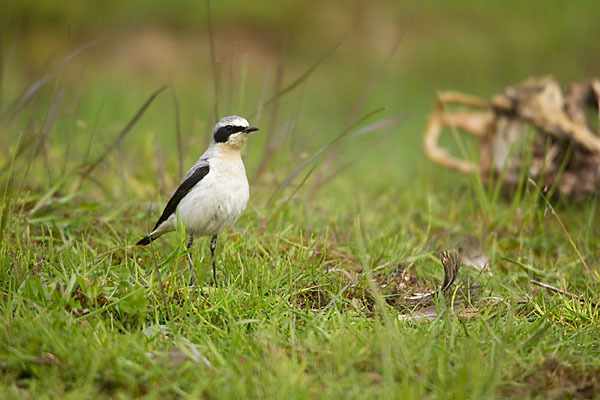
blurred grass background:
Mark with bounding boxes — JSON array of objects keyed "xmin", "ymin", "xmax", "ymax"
[
  {"xmin": 2, "ymin": 1, "xmax": 600, "ymax": 398},
  {"xmin": 4, "ymin": 0, "xmax": 600, "ymax": 200}
]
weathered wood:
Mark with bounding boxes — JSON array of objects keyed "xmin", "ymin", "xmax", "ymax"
[{"xmin": 424, "ymin": 77, "xmax": 600, "ymax": 199}]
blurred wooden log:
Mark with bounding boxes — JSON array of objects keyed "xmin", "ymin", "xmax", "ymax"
[{"xmin": 424, "ymin": 76, "xmax": 600, "ymax": 199}]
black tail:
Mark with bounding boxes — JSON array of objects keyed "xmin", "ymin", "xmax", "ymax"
[{"xmin": 136, "ymin": 235, "xmax": 153, "ymax": 246}]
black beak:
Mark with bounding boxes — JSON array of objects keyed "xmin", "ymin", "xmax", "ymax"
[{"xmin": 244, "ymin": 126, "xmax": 259, "ymax": 133}]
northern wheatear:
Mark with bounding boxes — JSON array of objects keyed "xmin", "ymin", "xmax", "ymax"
[{"xmin": 137, "ymin": 115, "xmax": 259, "ymax": 286}]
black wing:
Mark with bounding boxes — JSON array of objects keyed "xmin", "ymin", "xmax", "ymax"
[
  {"xmin": 137, "ymin": 164, "xmax": 210, "ymax": 246},
  {"xmin": 152, "ymin": 164, "xmax": 210, "ymax": 231}
]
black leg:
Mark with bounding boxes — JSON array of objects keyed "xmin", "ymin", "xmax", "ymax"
[
  {"xmin": 210, "ymin": 235, "xmax": 218, "ymax": 287},
  {"xmin": 186, "ymin": 234, "xmax": 196, "ymax": 286}
]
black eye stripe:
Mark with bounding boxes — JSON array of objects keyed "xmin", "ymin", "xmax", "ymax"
[{"xmin": 214, "ymin": 125, "xmax": 246, "ymax": 143}]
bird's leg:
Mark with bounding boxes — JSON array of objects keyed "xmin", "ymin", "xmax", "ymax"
[
  {"xmin": 186, "ymin": 233, "xmax": 196, "ymax": 286},
  {"xmin": 210, "ymin": 235, "xmax": 218, "ymax": 288}
]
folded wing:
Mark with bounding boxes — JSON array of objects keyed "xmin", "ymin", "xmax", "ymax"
[{"xmin": 136, "ymin": 163, "xmax": 210, "ymax": 245}]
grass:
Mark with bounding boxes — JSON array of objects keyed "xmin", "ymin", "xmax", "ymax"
[
  {"xmin": 2, "ymin": 1, "xmax": 600, "ymax": 398},
  {"xmin": 2, "ymin": 203, "xmax": 599, "ymax": 400}
]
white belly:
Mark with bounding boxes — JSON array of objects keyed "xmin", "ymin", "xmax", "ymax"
[{"xmin": 177, "ymin": 160, "xmax": 249, "ymax": 237}]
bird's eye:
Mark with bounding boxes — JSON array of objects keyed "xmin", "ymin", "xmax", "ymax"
[{"xmin": 225, "ymin": 125, "xmax": 233, "ymax": 132}]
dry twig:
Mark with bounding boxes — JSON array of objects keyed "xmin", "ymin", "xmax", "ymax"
[{"xmin": 530, "ymin": 280, "xmax": 598, "ymax": 308}]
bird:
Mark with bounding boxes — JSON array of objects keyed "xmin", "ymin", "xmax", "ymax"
[{"xmin": 136, "ymin": 115, "xmax": 259, "ymax": 287}]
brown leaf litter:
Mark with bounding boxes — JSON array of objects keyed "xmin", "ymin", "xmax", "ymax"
[{"xmin": 395, "ymin": 249, "xmax": 482, "ymax": 321}]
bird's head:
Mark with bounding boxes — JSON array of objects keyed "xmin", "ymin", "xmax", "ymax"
[{"xmin": 212, "ymin": 115, "xmax": 259, "ymax": 150}]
